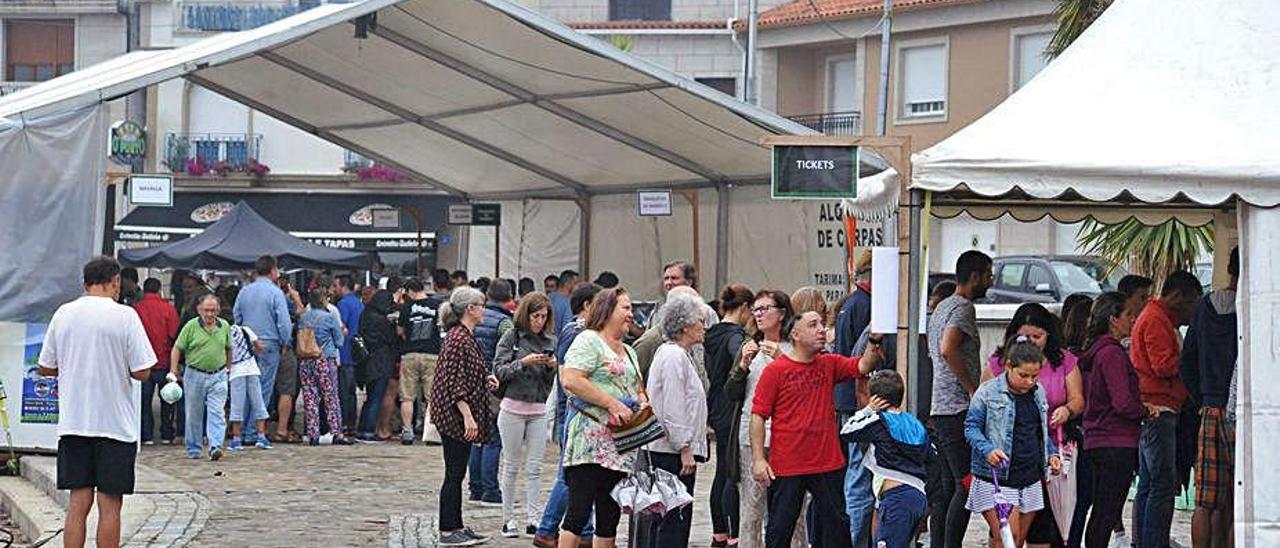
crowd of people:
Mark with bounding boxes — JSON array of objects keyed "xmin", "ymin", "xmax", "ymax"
[{"xmin": 39, "ymin": 248, "xmax": 1239, "ymax": 548}]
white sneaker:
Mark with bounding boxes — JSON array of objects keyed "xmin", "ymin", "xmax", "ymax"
[
  {"xmin": 500, "ymin": 520, "xmax": 520, "ymax": 538},
  {"xmin": 1109, "ymin": 531, "xmax": 1130, "ymax": 548}
]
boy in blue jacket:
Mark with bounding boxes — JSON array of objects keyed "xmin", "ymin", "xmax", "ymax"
[{"xmin": 841, "ymin": 370, "xmax": 932, "ymax": 548}]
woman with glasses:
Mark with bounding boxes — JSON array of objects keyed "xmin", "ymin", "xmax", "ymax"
[
  {"xmin": 430, "ymin": 286, "xmax": 496, "ymax": 547},
  {"xmin": 724, "ymin": 290, "xmax": 807, "ymax": 548}
]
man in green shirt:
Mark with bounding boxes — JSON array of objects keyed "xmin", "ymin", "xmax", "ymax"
[{"xmin": 171, "ymin": 295, "xmax": 232, "ymax": 461}]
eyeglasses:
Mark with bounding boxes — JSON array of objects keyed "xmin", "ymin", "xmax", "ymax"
[{"xmin": 751, "ymin": 305, "xmax": 778, "ymax": 315}]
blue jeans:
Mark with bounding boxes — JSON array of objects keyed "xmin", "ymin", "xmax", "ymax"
[
  {"xmin": 875, "ymin": 485, "xmax": 926, "ymax": 548},
  {"xmin": 537, "ymin": 418, "xmax": 594, "ymax": 538},
  {"xmin": 338, "ymin": 364, "xmax": 357, "ymax": 432},
  {"xmin": 183, "ymin": 368, "xmax": 228, "ymax": 456},
  {"xmin": 469, "ymin": 435, "xmax": 503, "ymax": 500},
  {"xmin": 245, "ymin": 340, "xmax": 282, "ymax": 441},
  {"xmin": 1134, "ymin": 411, "xmax": 1178, "ymax": 548},
  {"xmin": 230, "ymin": 375, "xmax": 269, "ymax": 423},
  {"xmin": 357, "ymin": 376, "xmax": 389, "ymax": 437},
  {"xmin": 141, "ymin": 368, "xmax": 183, "ymax": 442},
  {"xmin": 845, "ymin": 443, "xmax": 874, "ymax": 547}
]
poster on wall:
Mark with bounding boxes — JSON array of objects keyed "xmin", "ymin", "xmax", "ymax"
[
  {"xmin": 19, "ymin": 324, "xmax": 56, "ymax": 424},
  {"xmin": 809, "ymin": 201, "xmax": 886, "ymax": 303}
]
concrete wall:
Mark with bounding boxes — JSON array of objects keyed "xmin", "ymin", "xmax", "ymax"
[{"xmin": 629, "ymin": 34, "xmax": 741, "ymax": 89}]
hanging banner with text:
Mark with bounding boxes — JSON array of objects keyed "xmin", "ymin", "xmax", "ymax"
[
  {"xmin": 772, "ymin": 145, "xmax": 859, "ymax": 200},
  {"xmin": 809, "ymin": 201, "xmax": 886, "ymax": 303}
]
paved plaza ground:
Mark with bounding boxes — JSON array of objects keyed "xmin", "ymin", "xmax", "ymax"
[{"xmin": 131, "ymin": 440, "xmax": 1192, "ymax": 547}]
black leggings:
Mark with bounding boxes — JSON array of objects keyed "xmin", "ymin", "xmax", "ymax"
[
  {"xmin": 439, "ymin": 435, "xmax": 471, "ymax": 532},
  {"xmin": 563, "ymin": 464, "xmax": 627, "ymax": 538},
  {"xmin": 711, "ymin": 421, "xmax": 740, "ymax": 536},
  {"xmin": 1084, "ymin": 447, "xmax": 1138, "ymax": 548}
]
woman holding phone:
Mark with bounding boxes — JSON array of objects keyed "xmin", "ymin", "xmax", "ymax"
[{"xmin": 493, "ymin": 292, "xmax": 559, "ymax": 538}]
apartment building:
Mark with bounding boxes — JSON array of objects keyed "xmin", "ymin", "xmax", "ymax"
[
  {"xmin": 0, "ymin": 0, "xmax": 127, "ymax": 96},
  {"xmin": 751, "ymin": 0, "xmax": 1085, "ymax": 270}
]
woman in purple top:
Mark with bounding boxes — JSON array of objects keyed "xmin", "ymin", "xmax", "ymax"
[
  {"xmin": 1077, "ymin": 292, "xmax": 1157, "ymax": 548},
  {"xmin": 983, "ymin": 303, "xmax": 1084, "ymax": 546}
]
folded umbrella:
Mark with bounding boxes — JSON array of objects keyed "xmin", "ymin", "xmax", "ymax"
[{"xmin": 1045, "ymin": 426, "xmax": 1077, "ymax": 540}]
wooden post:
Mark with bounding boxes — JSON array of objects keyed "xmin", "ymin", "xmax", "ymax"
[{"xmin": 676, "ymin": 189, "xmax": 701, "ymax": 281}]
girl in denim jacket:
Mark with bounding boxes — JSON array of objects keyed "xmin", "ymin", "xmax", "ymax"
[{"xmin": 965, "ymin": 337, "xmax": 1063, "ymax": 548}]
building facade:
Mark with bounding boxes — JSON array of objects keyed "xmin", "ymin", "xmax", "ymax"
[
  {"xmin": 0, "ymin": 1, "xmax": 127, "ymax": 97},
  {"xmin": 753, "ymin": 0, "xmax": 1084, "ymax": 271}
]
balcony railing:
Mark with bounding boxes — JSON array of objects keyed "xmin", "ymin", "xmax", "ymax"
[
  {"xmin": 787, "ymin": 111, "xmax": 862, "ymax": 136},
  {"xmin": 343, "ymin": 149, "xmax": 373, "ymax": 172},
  {"xmin": 0, "ymin": 82, "xmax": 36, "ymax": 96},
  {"xmin": 177, "ymin": 0, "xmax": 341, "ymax": 32},
  {"xmin": 165, "ymin": 132, "xmax": 263, "ymax": 172}
]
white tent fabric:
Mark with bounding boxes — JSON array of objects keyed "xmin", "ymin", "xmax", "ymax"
[
  {"xmin": 1236, "ymin": 205, "xmax": 1279, "ymax": 548},
  {"xmin": 0, "ymin": 107, "xmax": 107, "ymax": 323},
  {"xmin": 888, "ymin": 0, "xmax": 1280, "ymax": 542},
  {"xmin": 0, "ymin": 0, "xmax": 885, "ymax": 200},
  {"xmin": 908, "ymin": 0, "xmax": 1280, "ymax": 208}
]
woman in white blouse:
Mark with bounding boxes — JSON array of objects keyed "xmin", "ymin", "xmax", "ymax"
[{"xmin": 646, "ymin": 293, "xmax": 709, "ymax": 548}]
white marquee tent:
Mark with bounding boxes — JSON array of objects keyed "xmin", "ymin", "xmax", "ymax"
[
  {"xmin": 0, "ymin": 0, "xmax": 890, "ymax": 301},
  {"xmin": 866, "ymin": 0, "xmax": 1278, "ymax": 543}
]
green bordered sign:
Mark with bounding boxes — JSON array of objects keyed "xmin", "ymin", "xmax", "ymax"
[
  {"xmin": 771, "ymin": 144, "xmax": 859, "ymax": 199},
  {"xmin": 109, "ymin": 120, "xmax": 147, "ymax": 165}
]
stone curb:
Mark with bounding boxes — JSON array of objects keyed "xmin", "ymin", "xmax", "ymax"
[{"xmin": 1, "ymin": 455, "xmax": 213, "ymax": 547}]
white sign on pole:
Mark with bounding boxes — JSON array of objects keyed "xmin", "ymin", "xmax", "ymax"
[
  {"xmin": 637, "ymin": 190, "xmax": 673, "ymax": 216},
  {"xmin": 371, "ymin": 208, "xmax": 400, "ymax": 229},
  {"xmin": 870, "ymin": 246, "xmax": 900, "ymax": 334},
  {"xmin": 127, "ymin": 174, "xmax": 173, "ymax": 207},
  {"xmin": 448, "ymin": 204, "xmax": 473, "ymax": 225}
]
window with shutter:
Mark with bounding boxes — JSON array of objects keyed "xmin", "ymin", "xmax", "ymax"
[
  {"xmin": 5, "ymin": 19, "xmax": 74, "ymax": 83},
  {"xmin": 898, "ymin": 42, "xmax": 947, "ymax": 120},
  {"xmin": 609, "ymin": 0, "xmax": 671, "ymax": 21},
  {"xmin": 1013, "ymin": 31, "xmax": 1052, "ymax": 91}
]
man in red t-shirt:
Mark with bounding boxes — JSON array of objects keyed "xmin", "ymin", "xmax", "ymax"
[
  {"xmin": 750, "ymin": 310, "xmax": 884, "ymax": 548},
  {"xmin": 133, "ymin": 278, "xmax": 181, "ymax": 444}
]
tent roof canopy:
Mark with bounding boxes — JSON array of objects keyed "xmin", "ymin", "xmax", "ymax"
[
  {"xmin": 119, "ymin": 201, "xmax": 372, "ymax": 270},
  {"xmin": 0, "ymin": 0, "xmax": 885, "ymax": 200},
  {"xmin": 908, "ymin": 0, "xmax": 1280, "ymax": 212}
]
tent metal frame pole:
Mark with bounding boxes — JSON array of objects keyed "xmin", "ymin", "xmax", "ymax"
[
  {"xmin": 184, "ymin": 74, "xmax": 470, "ymax": 198},
  {"xmin": 368, "ymin": 26, "xmax": 727, "ymax": 183},
  {"xmin": 906, "ymin": 188, "xmax": 924, "ymax": 413},
  {"xmin": 577, "ymin": 197, "xmax": 592, "ymax": 276},
  {"xmin": 715, "ymin": 182, "xmax": 730, "ymax": 292}
]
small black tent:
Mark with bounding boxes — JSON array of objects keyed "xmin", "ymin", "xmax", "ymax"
[{"xmin": 119, "ymin": 201, "xmax": 370, "ymax": 270}]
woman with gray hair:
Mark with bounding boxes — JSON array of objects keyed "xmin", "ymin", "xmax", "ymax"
[
  {"xmin": 430, "ymin": 286, "xmax": 498, "ymax": 546},
  {"xmin": 645, "ymin": 293, "xmax": 709, "ymax": 547}
]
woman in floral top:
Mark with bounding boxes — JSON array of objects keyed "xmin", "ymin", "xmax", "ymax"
[
  {"xmin": 429, "ymin": 286, "xmax": 498, "ymax": 547},
  {"xmin": 558, "ymin": 287, "xmax": 645, "ymax": 548}
]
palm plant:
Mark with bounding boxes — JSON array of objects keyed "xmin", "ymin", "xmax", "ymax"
[
  {"xmin": 1053, "ymin": 0, "xmax": 1214, "ymax": 277},
  {"xmin": 1077, "ymin": 218, "xmax": 1213, "ymax": 280}
]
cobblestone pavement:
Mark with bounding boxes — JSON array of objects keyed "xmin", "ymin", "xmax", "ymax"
[{"xmin": 138, "ymin": 441, "xmax": 1190, "ymax": 547}]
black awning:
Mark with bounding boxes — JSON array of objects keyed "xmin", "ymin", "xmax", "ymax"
[{"xmin": 114, "ymin": 191, "xmax": 458, "ymax": 252}]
